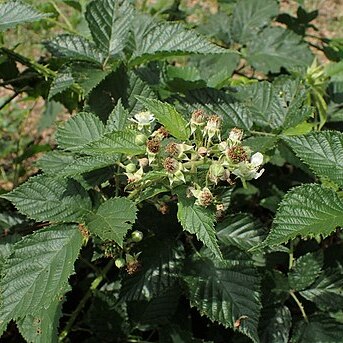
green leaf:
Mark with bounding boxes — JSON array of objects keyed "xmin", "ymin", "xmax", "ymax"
[
  {"xmin": 130, "ymin": 15, "xmax": 227, "ymax": 66},
  {"xmin": 237, "ymin": 80, "xmax": 311, "ymax": 130},
  {"xmin": 300, "ymin": 266, "xmax": 343, "ymax": 312},
  {"xmin": 40, "ymin": 154, "xmax": 116, "ymax": 177},
  {"xmin": 291, "ymin": 314, "xmax": 343, "ymax": 343},
  {"xmin": 0, "ymin": 1, "xmax": 48, "ymax": 31},
  {"xmin": 259, "ymin": 305, "xmax": 292, "ymax": 343},
  {"xmin": 262, "ymin": 184, "xmax": 343, "ymax": 247},
  {"xmin": 176, "ymin": 189, "xmax": 222, "ymax": 260},
  {"xmin": 44, "ymin": 34, "xmax": 103, "ymax": 64},
  {"xmin": 289, "ymin": 252, "xmax": 323, "ymax": 291},
  {"xmin": 0, "ymin": 224, "xmax": 82, "ymax": 334},
  {"xmin": 120, "ymin": 239, "xmax": 184, "ymax": 301},
  {"xmin": 17, "ymin": 283, "xmax": 69, "ymax": 343},
  {"xmin": 247, "ymin": 27, "xmax": 313, "ymax": 73},
  {"xmin": 183, "ymin": 250, "xmax": 261, "ymax": 343},
  {"xmin": 56, "ymin": 112, "xmax": 105, "ymax": 151},
  {"xmin": 81, "ymin": 130, "xmax": 145, "ymax": 156},
  {"xmin": 284, "ymin": 131, "xmax": 343, "ymax": 188},
  {"xmin": 1, "ymin": 175, "xmax": 92, "ymax": 222},
  {"xmin": 86, "ymin": 197, "xmax": 137, "ymax": 247},
  {"xmin": 85, "ymin": 0, "xmax": 134, "ymax": 57},
  {"xmin": 48, "ymin": 72, "xmax": 75, "ymax": 100},
  {"xmin": 106, "ymin": 99, "xmax": 129, "ymax": 132},
  {"xmin": 136, "ymin": 97, "xmax": 190, "ymax": 140},
  {"xmin": 180, "ymin": 88, "xmax": 253, "ymax": 131},
  {"xmin": 216, "ymin": 214, "xmax": 266, "ymax": 251},
  {"xmin": 231, "ymin": 0, "xmax": 279, "ymax": 44}
]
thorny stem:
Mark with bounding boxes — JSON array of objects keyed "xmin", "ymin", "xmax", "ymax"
[
  {"xmin": 249, "ymin": 130, "xmax": 278, "ymax": 137},
  {"xmin": 58, "ymin": 259, "xmax": 115, "ymax": 342},
  {"xmin": 290, "ymin": 290, "xmax": 308, "ymax": 323}
]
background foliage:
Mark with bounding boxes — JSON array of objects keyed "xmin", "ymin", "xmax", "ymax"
[{"xmin": 0, "ymin": 0, "xmax": 343, "ymax": 342}]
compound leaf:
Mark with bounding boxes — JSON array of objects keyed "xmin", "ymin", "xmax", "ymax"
[
  {"xmin": 45, "ymin": 34, "xmax": 103, "ymax": 64},
  {"xmin": 183, "ymin": 250, "xmax": 261, "ymax": 343},
  {"xmin": 86, "ymin": 197, "xmax": 137, "ymax": 247},
  {"xmin": 106, "ymin": 99, "xmax": 129, "ymax": 132},
  {"xmin": 136, "ymin": 97, "xmax": 190, "ymax": 140},
  {"xmin": 0, "ymin": 1, "xmax": 48, "ymax": 31},
  {"xmin": 86, "ymin": 0, "xmax": 134, "ymax": 57},
  {"xmin": 1, "ymin": 175, "xmax": 92, "ymax": 222},
  {"xmin": 56, "ymin": 112, "xmax": 105, "ymax": 151},
  {"xmin": 176, "ymin": 190, "xmax": 222, "ymax": 260},
  {"xmin": 262, "ymin": 184, "xmax": 343, "ymax": 247},
  {"xmin": 284, "ymin": 131, "xmax": 343, "ymax": 187},
  {"xmin": 0, "ymin": 224, "xmax": 82, "ymax": 334},
  {"xmin": 48, "ymin": 72, "xmax": 75, "ymax": 100}
]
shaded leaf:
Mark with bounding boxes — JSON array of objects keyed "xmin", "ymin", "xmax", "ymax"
[
  {"xmin": 289, "ymin": 252, "xmax": 323, "ymax": 291},
  {"xmin": 183, "ymin": 250, "xmax": 261, "ymax": 343},
  {"xmin": 48, "ymin": 72, "xmax": 75, "ymax": 100},
  {"xmin": 106, "ymin": 99, "xmax": 129, "ymax": 132}
]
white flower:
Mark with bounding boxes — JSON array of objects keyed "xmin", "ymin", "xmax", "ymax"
[
  {"xmin": 125, "ymin": 167, "xmax": 144, "ymax": 184},
  {"xmin": 204, "ymin": 115, "xmax": 221, "ymax": 141},
  {"xmin": 130, "ymin": 111, "xmax": 155, "ymax": 130},
  {"xmin": 229, "ymin": 128, "xmax": 243, "ymax": 144},
  {"xmin": 232, "ymin": 152, "xmax": 264, "ymax": 180}
]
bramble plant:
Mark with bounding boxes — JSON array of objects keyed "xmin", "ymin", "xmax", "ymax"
[{"xmin": 1, "ymin": 0, "xmax": 343, "ymax": 342}]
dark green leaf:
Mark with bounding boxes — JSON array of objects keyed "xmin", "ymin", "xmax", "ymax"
[
  {"xmin": 106, "ymin": 99, "xmax": 129, "ymax": 132},
  {"xmin": 1, "ymin": 175, "xmax": 92, "ymax": 222},
  {"xmin": 0, "ymin": 224, "xmax": 82, "ymax": 334},
  {"xmin": 48, "ymin": 72, "xmax": 75, "ymax": 100},
  {"xmin": 284, "ymin": 131, "xmax": 343, "ymax": 187},
  {"xmin": 261, "ymin": 184, "xmax": 343, "ymax": 247},
  {"xmin": 183, "ymin": 251, "xmax": 261, "ymax": 343}
]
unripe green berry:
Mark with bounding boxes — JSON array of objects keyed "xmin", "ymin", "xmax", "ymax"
[
  {"xmin": 131, "ymin": 230, "xmax": 143, "ymax": 242},
  {"xmin": 125, "ymin": 163, "xmax": 137, "ymax": 173},
  {"xmin": 115, "ymin": 258, "xmax": 125, "ymax": 268},
  {"xmin": 135, "ymin": 134, "xmax": 147, "ymax": 146}
]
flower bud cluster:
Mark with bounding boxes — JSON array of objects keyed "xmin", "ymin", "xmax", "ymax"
[{"xmin": 124, "ymin": 109, "xmax": 265, "ymax": 206}]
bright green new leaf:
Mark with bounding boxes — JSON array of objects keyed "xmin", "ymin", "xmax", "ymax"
[
  {"xmin": 86, "ymin": 0, "xmax": 134, "ymax": 57},
  {"xmin": 291, "ymin": 314, "xmax": 343, "ymax": 343},
  {"xmin": 262, "ymin": 184, "xmax": 343, "ymax": 246},
  {"xmin": 44, "ymin": 34, "xmax": 104, "ymax": 64},
  {"xmin": 1, "ymin": 175, "xmax": 92, "ymax": 222},
  {"xmin": 136, "ymin": 97, "xmax": 190, "ymax": 140},
  {"xmin": 231, "ymin": 0, "xmax": 279, "ymax": 43},
  {"xmin": 284, "ymin": 131, "xmax": 343, "ymax": 187},
  {"xmin": 300, "ymin": 266, "xmax": 343, "ymax": 312},
  {"xmin": 81, "ymin": 130, "xmax": 145, "ymax": 156},
  {"xmin": 0, "ymin": 225, "xmax": 82, "ymax": 335},
  {"xmin": 0, "ymin": 1, "xmax": 49, "ymax": 31},
  {"xmin": 176, "ymin": 190, "xmax": 222, "ymax": 259},
  {"xmin": 247, "ymin": 27, "xmax": 313, "ymax": 73},
  {"xmin": 183, "ymin": 250, "xmax": 261, "ymax": 343},
  {"xmin": 289, "ymin": 252, "xmax": 323, "ymax": 291},
  {"xmin": 86, "ymin": 197, "xmax": 137, "ymax": 247},
  {"xmin": 130, "ymin": 15, "xmax": 227, "ymax": 66},
  {"xmin": 56, "ymin": 112, "xmax": 105, "ymax": 151}
]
